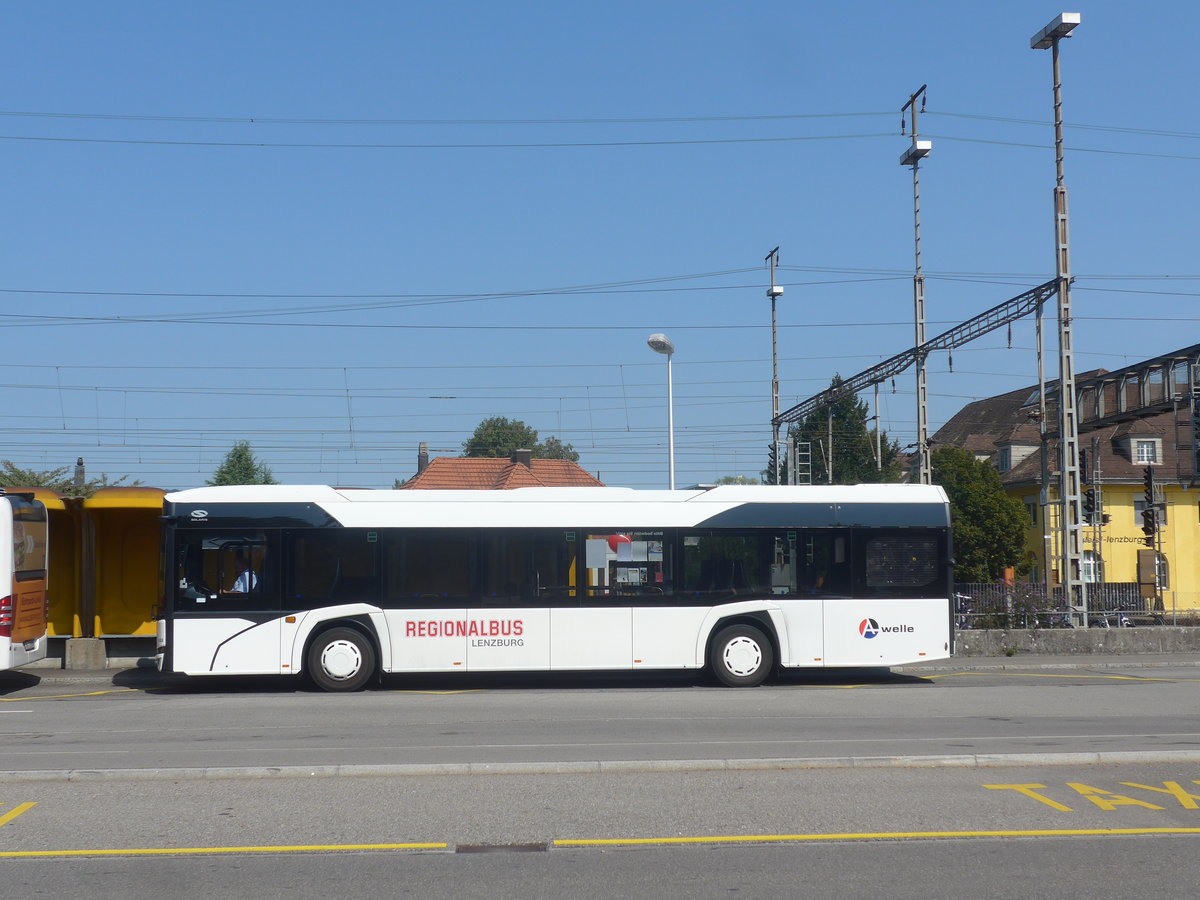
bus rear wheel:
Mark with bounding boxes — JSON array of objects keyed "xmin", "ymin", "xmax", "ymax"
[
  {"xmin": 709, "ymin": 624, "xmax": 773, "ymax": 687},
  {"xmin": 306, "ymin": 627, "xmax": 376, "ymax": 692}
]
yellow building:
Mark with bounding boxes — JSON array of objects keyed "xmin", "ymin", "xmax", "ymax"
[{"xmin": 934, "ymin": 346, "xmax": 1200, "ymax": 616}]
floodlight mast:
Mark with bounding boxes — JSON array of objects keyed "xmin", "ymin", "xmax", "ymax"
[
  {"xmin": 1030, "ymin": 12, "xmax": 1080, "ymax": 50},
  {"xmin": 1031, "ymin": 12, "xmax": 1086, "ymax": 625},
  {"xmin": 766, "ymin": 247, "xmax": 783, "ymax": 485},
  {"xmin": 901, "ymin": 85, "xmax": 932, "ymax": 485}
]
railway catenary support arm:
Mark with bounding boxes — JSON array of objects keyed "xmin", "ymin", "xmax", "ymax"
[{"xmin": 773, "ymin": 279, "xmax": 1059, "ymax": 426}]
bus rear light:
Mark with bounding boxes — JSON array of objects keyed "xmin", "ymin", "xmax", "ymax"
[{"xmin": 0, "ymin": 594, "xmax": 12, "ymax": 638}]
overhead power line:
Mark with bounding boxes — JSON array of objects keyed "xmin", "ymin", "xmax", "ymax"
[
  {"xmin": 0, "ymin": 132, "xmax": 895, "ymax": 150},
  {"xmin": 930, "ymin": 110, "xmax": 1200, "ymax": 141},
  {"xmin": 0, "ymin": 109, "xmax": 893, "ymax": 126},
  {"xmin": 3, "ymin": 107, "xmax": 1194, "ymax": 141}
]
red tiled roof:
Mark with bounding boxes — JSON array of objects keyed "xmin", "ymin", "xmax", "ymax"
[
  {"xmin": 932, "ymin": 385, "xmax": 1037, "ymax": 456},
  {"xmin": 398, "ymin": 457, "xmax": 605, "ymax": 490},
  {"xmin": 1001, "ymin": 409, "xmax": 1189, "ymax": 487}
]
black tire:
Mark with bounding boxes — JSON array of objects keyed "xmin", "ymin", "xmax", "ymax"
[
  {"xmin": 306, "ymin": 627, "xmax": 376, "ymax": 692},
  {"xmin": 709, "ymin": 623, "xmax": 773, "ymax": 687}
]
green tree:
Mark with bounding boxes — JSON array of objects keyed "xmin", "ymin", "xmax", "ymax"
[
  {"xmin": 931, "ymin": 446, "xmax": 1029, "ymax": 583},
  {"xmin": 715, "ymin": 474, "xmax": 761, "ymax": 485},
  {"xmin": 208, "ymin": 441, "xmax": 278, "ymax": 485},
  {"xmin": 537, "ymin": 436, "xmax": 580, "ymax": 462},
  {"xmin": 0, "ymin": 459, "xmax": 142, "ymax": 498},
  {"xmin": 462, "ymin": 417, "xmax": 580, "ymax": 462},
  {"xmin": 781, "ymin": 376, "xmax": 901, "ymax": 484}
]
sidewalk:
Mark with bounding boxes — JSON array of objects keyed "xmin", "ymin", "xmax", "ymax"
[
  {"xmin": 901, "ymin": 651, "xmax": 1200, "ymax": 672},
  {"xmin": 10, "ymin": 652, "xmax": 1200, "ymax": 687}
]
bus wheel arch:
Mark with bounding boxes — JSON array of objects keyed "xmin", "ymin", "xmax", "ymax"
[
  {"xmin": 304, "ymin": 621, "xmax": 379, "ymax": 692},
  {"xmin": 707, "ymin": 616, "xmax": 777, "ymax": 687}
]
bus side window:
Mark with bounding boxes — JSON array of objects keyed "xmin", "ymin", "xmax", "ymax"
[
  {"xmin": 531, "ymin": 531, "xmax": 578, "ymax": 605},
  {"xmin": 682, "ymin": 532, "xmax": 775, "ymax": 599},
  {"xmin": 802, "ymin": 532, "xmax": 851, "ymax": 597},
  {"xmin": 383, "ymin": 530, "xmax": 472, "ymax": 607},
  {"xmin": 173, "ymin": 532, "xmax": 277, "ymax": 613},
  {"xmin": 287, "ymin": 531, "xmax": 378, "ymax": 605},
  {"xmin": 584, "ymin": 531, "xmax": 670, "ymax": 600},
  {"xmin": 855, "ymin": 532, "xmax": 941, "ymax": 598}
]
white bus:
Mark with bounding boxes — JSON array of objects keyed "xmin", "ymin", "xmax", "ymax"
[
  {"xmin": 156, "ymin": 484, "xmax": 953, "ymax": 690},
  {"xmin": 0, "ymin": 491, "xmax": 49, "ymax": 671}
]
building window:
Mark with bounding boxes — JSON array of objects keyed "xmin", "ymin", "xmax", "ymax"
[
  {"xmin": 1135, "ymin": 440, "xmax": 1158, "ymax": 463},
  {"xmin": 1080, "ymin": 550, "xmax": 1099, "ymax": 584},
  {"xmin": 1134, "ymin": 500, "xmax": 1167, "ymax": 528},
  {"xmin": 997, "ymin": 447, "xmax": 1012, "ymax": 473},
  {"xmin": 1024, "ymin": 500, "xmax": 1038, "ymax": 526},
  {"xmin": 1156, "ymin": 553, "xmax": 1170, "ymax": 590}
]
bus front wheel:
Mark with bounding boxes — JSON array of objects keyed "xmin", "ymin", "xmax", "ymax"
[
  {"xmin": 306, "ymin": 627, "xmax": 376, "ymax": 692},
  {"xmin": 709, "ymin": 624, "xmax": 773, "ymax": 687}
]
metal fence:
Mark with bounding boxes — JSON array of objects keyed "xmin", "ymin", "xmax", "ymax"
[{"xmin": 952, "ymin": 583, "xmax": 1200, "ymax": 629}]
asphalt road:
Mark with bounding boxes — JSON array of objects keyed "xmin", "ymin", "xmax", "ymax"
[
  {"xmin": 3, "ymin": 660, "xmax": 1200, "ymax": 897},
  {"xmin": 3, "ymin": 664, "xmax": 1200, "ymax": 772}
]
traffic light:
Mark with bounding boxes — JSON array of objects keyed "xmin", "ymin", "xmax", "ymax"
[
  {"xmin": 1082, "ymin": 488, "xmax": 1095, "ymax": 518},
  {"xmin": 1080, "ymin": 449, "xmax": 1090, "ymax": 484},
  {"xmin": 1143, "ymin": 466, "xmax": 1155, "ymax": 506},
  {"xmin": 1142, "ymin": 505, "xmax": 1157, "ymax": 537},
  {"xmin": 766, "ymin": 443, "xmax": 779, "ymax": 485}
]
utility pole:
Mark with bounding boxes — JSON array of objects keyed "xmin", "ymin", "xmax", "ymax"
[
  {"xmin": 1032, "ymin": 13, "xmax": 1086, "ymax": 625},
  {"xmin": 766, "ymin": 247, "xmax": 784, "ymax": 485},
  {"xmin": 827, "ymin": 407, "xmax": 834, "ymax": 483},
  {"xmin": 900, "ymin": 85, "xmax": 932, "ymax": 485},
  {"xmin": 873, "ymin": 382, "xmax": 882, "ymax": 471}
]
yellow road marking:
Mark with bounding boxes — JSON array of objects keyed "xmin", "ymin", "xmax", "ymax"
[
  {"xmin": 5, "ymin": 826, "xmax": 1200, "ymax": 858},
  {"xmin": 554, "ymin": 827, "xmax": 1200, "ymax": 846},
  {"xmin": 0, "ymin": 803, "xmax": 37, "ymax": 828},
  {"xmin": 0, "ymin": 689, "xmax": 137, "ymax": 702},
  {"xmin": 0, "ymin": 842, "xmax": 447, "ymax": 858},
  {"xmin": 384, "ymin": 690, "xmax": 484, "ymax": 695}
]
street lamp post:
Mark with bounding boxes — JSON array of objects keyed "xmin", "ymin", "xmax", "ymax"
[
  {"xmin": 647, "ymin": 333, "xmax": 676, "ymax": 490},
  {"xmin": 766, "ymin": 247, "xmax": 784, "ymax": 485},
  {"xmin": 1031, "ymin": 12, "xmax": 1085, "ymax": 623}
]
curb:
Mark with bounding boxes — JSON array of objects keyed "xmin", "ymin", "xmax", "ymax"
[
  {"xmin": 9, "ymin": 652, "xmax": 1200, "ymax": 686},
  {"xmin": 4, "ymin": 749, "xmax": 1200, "ymax": 782},
  {"xmin": 899, "ymin": 658, "xmax": 1200, "ymax": 672}
]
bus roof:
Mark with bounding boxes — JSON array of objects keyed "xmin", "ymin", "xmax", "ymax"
[{"xmin": 164, "ymin": 483, "xmax": 950, "ymax": 530}]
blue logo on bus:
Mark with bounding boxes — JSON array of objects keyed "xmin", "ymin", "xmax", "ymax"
[{"xmin": 859, "ymin": 618, "xmax": 880, "ymax": 639}]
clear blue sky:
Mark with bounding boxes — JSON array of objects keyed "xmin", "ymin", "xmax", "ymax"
[{"xmin": 2, "ymin": 1, "xmax": 1197, "ymax": 489}]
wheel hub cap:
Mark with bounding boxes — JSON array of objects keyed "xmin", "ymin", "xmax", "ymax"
[
  {"xmin": 321, "ymin": 640, "xmax": 363, "ymax": 680},
  {"xmin": 723, "ymin": 637, "xmax": 762, "ymax": 677}
]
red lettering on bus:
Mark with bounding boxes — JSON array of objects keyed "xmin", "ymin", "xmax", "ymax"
[{"xmin": 404, "ymin": 619, "xmax": 526, "ymax": 639}]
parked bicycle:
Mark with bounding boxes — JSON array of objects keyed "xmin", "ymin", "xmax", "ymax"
[
  {"xmin": 1088, "ymin": 604, "xmax": 1134, "ymax": 628},
  {"xmin": 954, "ymin": 593, "xmax": 974, "ymax": 630}
]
